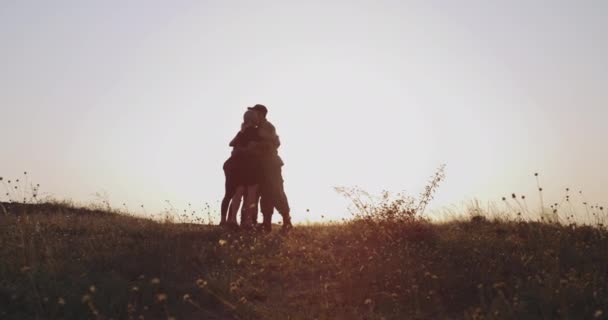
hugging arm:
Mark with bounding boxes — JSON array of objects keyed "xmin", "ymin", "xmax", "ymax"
[
  {"xmin": 229, "ymin": 132, "xmax": 241, "ymax": 147},
  {"xmin": 257, "ymin": 123, "xmax": 281, "ymax": 153}
]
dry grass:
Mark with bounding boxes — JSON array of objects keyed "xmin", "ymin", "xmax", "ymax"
[{"xmin": 1, "ymin": 201, "xmax": 607, "ymax": 320}]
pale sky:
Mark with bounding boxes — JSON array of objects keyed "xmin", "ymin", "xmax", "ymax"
[{"xmin": 1, "ymin": 0, "xmax": 607, "ymax": 223}]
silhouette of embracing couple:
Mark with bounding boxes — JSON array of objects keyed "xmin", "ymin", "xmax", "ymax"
[{"xmin": 220, "ymin": 104, "xmax": 292, "ymax": 232}]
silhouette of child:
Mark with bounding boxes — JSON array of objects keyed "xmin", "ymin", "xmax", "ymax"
[{"xmin": 223, "ymin": 110, "xmax": 262, "ymax": 228}]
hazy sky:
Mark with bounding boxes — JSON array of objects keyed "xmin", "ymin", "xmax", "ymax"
[{"xmin": 1, "ymin": 0, "xmax": 607, "ymax": 223}]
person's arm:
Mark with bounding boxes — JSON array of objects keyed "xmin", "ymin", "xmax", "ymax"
[
  {"xmin": 229, "ymin": 123, "xmax": 248, "ymax": 147},
  {"xmin": 258, "ymin": 122, "xmax": 280, "ymax": 151},
  {"xmin": 229, "ymin": 132, "xmax": 240, "ymax": 147}
]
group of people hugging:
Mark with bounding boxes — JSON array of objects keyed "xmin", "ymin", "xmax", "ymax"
[{"xmin": 220, "ymin": 104, "xmax": 292, "ymax": 232}]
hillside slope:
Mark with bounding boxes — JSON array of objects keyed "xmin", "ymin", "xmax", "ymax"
[{"xmin": 1, "ymin": 203, "xmax": 607, "ymax": 319}]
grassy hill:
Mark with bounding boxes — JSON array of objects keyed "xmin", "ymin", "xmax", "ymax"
[{"xmin": 1, "ymin": 202, "xmax": 607, "ymax": 319}]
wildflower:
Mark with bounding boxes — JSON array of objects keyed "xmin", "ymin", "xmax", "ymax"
[
  {"xmin": 595, "ymin": 310, "xmax": 603, "ymax": 318},
  {"xmin": 131, "ymin": 286, "xmax": 139, "ymax": 292},
  {"xmin": 89, "ymin": 285, "xmax": 96, "ymax": 293},
  {"xmin": 196, "ymin": 279, "xmax": 207, "ymax": 288},
  {"xmin": 57, "ymin": 297, "xmax": 66, "ymax": 305},
  {"xmin": 230, "ymin": 282, "xmax": 238, "ymax": 292},
  {"xmin": 239, "ymin": 297, "xmax": 248, "ymax": 304},
  {"xmin": 150, "ymin": 278, "xmax": 160, "ymax": 285},
  {"xmin": 364, "ymin": 298, "xmax": 373, "ymax": 305},
  {"xmin": 218, "ymin": 239, "xmax": 227, "ymax": 246},
  {"xmin": 493, "ymin": 282, "xmax": 506, "ymax": 289},
  {"xmin": 156, "ymin": 293, "xmax": 168, "ymax": 302},
  {"xmin": 182, "ymin": 294, "xmax": 191, "ymax": 301},
  {"xmin": 81, "ymin": 294, "xmax": 92, "ymax": 303}
]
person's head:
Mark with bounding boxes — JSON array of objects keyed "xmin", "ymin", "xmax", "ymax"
[
  {"xmin": 242, "ymin": 110, "xmax": 260, "ymax": 128},
  {"xmin": 248, "ymin": 104, "xmax": 268, "ymax": 120}
]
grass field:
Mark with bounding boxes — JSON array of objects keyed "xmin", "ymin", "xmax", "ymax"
[{"xmin": 1, "ymin": 201, "xmax": 607, "ymax": 320}]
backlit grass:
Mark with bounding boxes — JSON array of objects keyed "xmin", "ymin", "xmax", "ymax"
[{"xmin": 1, "ymin": 201, "xmax": 607, "ymax": 319}]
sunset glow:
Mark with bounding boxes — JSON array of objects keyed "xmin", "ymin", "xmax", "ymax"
[{"xmin": 1, "ymin": 1, "xmax": 607, "ymax": 223}]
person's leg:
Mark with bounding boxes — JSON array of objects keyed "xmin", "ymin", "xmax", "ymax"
[
  {"xmin": 240, "ymin": 184, "xmax": 256, "ymax": 226},
  {"xmin": 263, "ymin": 164, "xmax": 292, "ymax": 229},
  {"xmin": 221, "ymin": 173, "xmax": 236, "ymax": 225},
  {"xmin": 249, "ymin": 161, "xmax": 262, "ymax": 226},
  {"xmin": 227, "ymin": 186, "xmax": 244, "ymax": 224},
  {"xmin": 276, "ymin": 191, "xmax": 291, "ymax": 226},
  {"xmin": 260, "ymin": 184, "xmax": 274, "ymax": 232},
  {"xmin": 258, "ymin": 162, "xmax": 273, "ymax": 232},
  {"xmin": 272, "ymin": 167, "xmax": 292, "ymax": 230},
  {"xmin": 240, "ymin": 202, "xmax": 246, "ymax": 226},
  {"xmin": 220, "ymin": 196, "xmax": 230, "ymax": 225},
  {"xmin": 250, "ymin": 192, "xmax": 261, "ymax": 226},
  {"xmin": 242, "ymin": 185, "xmax": 259, "ymax": 229}
]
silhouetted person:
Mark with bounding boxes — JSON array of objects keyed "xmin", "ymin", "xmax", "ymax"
[
  {"xmin": 248, "ymin": 104, "xmax": 292, "ymax": 232},
  {"xmin": 220, "ymin": 111, "xmax": 262, "ymax": 227}
]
